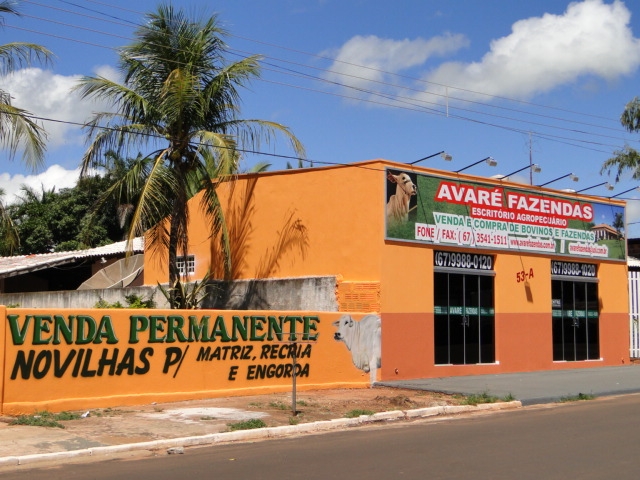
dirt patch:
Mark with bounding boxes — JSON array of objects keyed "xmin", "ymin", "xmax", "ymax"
[
  {"xmin": 0, "ymin": 387, "xmax": 466, "ymax": 449},
  {"xmin": 136, "ymin": 386, "xmax": 463, "ymax": 428}
]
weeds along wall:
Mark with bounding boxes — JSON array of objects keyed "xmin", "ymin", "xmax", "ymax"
[{"xmin": 0, "ymin": 307, "xmax": 381, "ymax": 414}]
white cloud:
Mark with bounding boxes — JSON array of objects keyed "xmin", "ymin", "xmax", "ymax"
[
  {"xmin": 626, "ymin": 198, "xmax": 640, "ymax": 225},
  {"xmin": 422, "ymin": 0, "xmax": 640, "ymax": 102},
  {"xmin": 324, "ymin": 33, "xmax": 469, "ymax": 91},
  {"xmin": 93, "ymin": 64, "xmax": 122, "ymax": 83},
  {"xmin": 325, "ymin": 0, "xmax": 640, "ymax": 105},
  {"xmin": 0, "ymin": 165, "xmax": 80, "ymax": 204},
  {"xmin": 0, "ymin": 66, "xmax": 115, "ymax": 150}
]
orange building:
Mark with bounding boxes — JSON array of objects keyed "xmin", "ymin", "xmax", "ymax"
[{"xmin": 145, "ymin": 159, "xmax": 630, "ymax": 381}]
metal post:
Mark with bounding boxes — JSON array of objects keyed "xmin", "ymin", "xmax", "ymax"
[{"xmin": 291, "ymin": 342, "xmax": 297, "ymax": 416}]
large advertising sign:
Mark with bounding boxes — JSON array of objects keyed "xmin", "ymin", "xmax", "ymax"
[
  {"xmin": 385, "ymin": 169, "xmax": 626, "ymax": 261},
  {"xmin": 1, "ymin": 308, "xmax": 381, "ymax": 414}
]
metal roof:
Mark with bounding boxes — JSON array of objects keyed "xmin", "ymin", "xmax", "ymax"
[{"xmin": 0, "ymin": 238, "xmax": 144, "ymax": 279}]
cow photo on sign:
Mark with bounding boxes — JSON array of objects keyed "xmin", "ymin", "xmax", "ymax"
[
  {"xmin": 333, "ymin": 314, "xmax": 381, "ymax": 384},
  {"xmin": 386, "ymin": 171, "xmax": 417, "ymax": 225}
]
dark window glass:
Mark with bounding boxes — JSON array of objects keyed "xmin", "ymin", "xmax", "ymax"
[
  {"xmin": 434, "ymin": 272, "xmax": 494, "ymax": 365},
  {"xmin": 552, "ymin": 280, "xmax": 599, "ymax": 362}
]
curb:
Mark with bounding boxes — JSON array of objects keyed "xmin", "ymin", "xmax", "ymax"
[{"xmin": 0, "ymin": 400, "xmax": 522, "ymax": 468}]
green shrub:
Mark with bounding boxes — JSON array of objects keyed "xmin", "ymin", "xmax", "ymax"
[
  {"xmin": 158, "ymin": 272, "xmax": 215, "ymax": 309},
  {"xmin": 10, "ymin": 411, "xmax": 81, "ymax": 428},
  {"xmin": 462, "ymin": 392, "xmax": 499, "ymax": 405},
  {"xmin": 345, "ymin": 409, "xmax": 375, "ymax": 418},
  {"xmin": 560, "ymin": 392, "xmax": 595, "ymax": 402},
  {"xmin": 94, "ymin": 293, "xmax": 155, "ymax": 309},
  {"xmin": 124, "ymin": 293, "xmax": 155, "ymax": 308},
  {"xmin": 227, "ymin": 419, "xmax": 267, "ymax": 431}
]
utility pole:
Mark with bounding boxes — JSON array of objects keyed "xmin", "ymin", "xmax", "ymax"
[{"xmin": 529, "ymin": 132, "xmax": 533, "ymax": 185}]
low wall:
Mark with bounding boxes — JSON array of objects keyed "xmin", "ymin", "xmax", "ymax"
[
  {"xmin": 0, "ymin": 287, "xmax": 167, "ymax": 309},
  {"xmin": 0, "ymin": 307, "xmax": 380, "ymax": 414},
  {"xmin": 0, "ymin": 276, "xmax": 339, "ymax": 311}
]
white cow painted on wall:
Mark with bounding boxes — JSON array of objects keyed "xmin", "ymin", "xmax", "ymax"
[{"xmin": 333, "ymin": 314, "xmax": 381, "ymax": 384}]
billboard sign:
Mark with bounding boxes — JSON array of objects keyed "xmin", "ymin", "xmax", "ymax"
[{"xmin": 385, "ymin": 169, "xmax": 626, "ymax": 261}]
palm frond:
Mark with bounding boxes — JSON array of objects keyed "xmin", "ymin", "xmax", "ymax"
[
  {"xmin": 0, "ymin": 101, "xmax": 47, "ymax": 170},
  {"xmin": 601, "ymin": 146, "xmax": 640, "ymax": 182},
  {"xmin": 0, "ymin": 42, "xmax": 52, "ymax": 75},
  {"xmin": 75, "ymin": 4, "xmax": 305, "ymax": 300},
  {"xmin": 621, "ymin": 97, "xmax": 640, "ymax": 133}
]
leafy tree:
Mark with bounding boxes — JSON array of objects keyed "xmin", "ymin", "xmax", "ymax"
[
  {"xmin": 85, "ymin": 150, "xmax": 147, "ymax": 237},
  {"xmin": 613, "ymin": 211, "xmax": 624, "ymax": 236},
  {"xmin": 0, "ymin": 1, "xmax": 52, "ymax": 170},
  {"xmin": 601, "ymin": 97, "xmax": 640, "ymax": 181},
  {"xmin": 9, "ymin": 176, "xmax": 126, "ymax": 254},
  {"xmin": 74, "ymin": 4, "xmax": 305, "ymax": 303},
  {"xmin": 0, "ymin": 187, "xmax": 18, "ymax": 254}
]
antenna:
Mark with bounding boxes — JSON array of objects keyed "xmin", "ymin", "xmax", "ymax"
[{"xmin": 529, "ymin": 132, "xmax": 533, "ymax": 185}]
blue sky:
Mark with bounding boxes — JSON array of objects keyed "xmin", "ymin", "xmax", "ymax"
[{"xmin": 3, "ymin": 0, "xmax": 640, "ymax": 234}]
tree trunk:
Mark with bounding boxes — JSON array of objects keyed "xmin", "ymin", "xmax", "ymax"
[{"xmin": 167, "ymin": 211, "xmax": 181, "ymax": 308}]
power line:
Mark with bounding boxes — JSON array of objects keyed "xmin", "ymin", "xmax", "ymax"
[
  {"xmin": 22, "ymin": 0, "xmax": 629, "ymax": 133},
  {"xmin": 6, "ymin": 18, "xmax": 634, "ymax": 157},
  {"xmin": 6, "ymin": 1, "xmax": 639, "ymax": 161}
]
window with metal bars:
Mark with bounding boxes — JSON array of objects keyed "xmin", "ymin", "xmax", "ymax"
[{"xmin": 176, "ymin": 255, "xmax": 195, "ymax": 276}]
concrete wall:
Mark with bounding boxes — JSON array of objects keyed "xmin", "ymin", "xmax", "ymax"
[
  {"xmin": 0, "ymin": 276, "xmax": 338, "ymax": 311},
  {"xmin": 2, "ymin": 306, "xmax": 376, "ymax": 414},
  {"xmin": 206, "ymin": 276, "xmax": 338, "ymax": 311},
  {"xmin": 0, "ymin": 286, "xmax": 164, "ymax": 309}
]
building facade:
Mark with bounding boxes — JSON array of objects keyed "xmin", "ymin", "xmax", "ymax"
[{"xmin": 144, "ymin": 159, "xmax": 630, "ymax": 381}]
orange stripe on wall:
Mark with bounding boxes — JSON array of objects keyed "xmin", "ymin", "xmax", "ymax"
[
  {"xmin": 2, "ymin": 309, "xmax": 381, "ymax": 414},
  {"xmin": 382, "ymin": 311, "xmax": 629, "ymax": 381}
]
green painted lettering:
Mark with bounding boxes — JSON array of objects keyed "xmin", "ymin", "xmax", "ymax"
[
  {"xmin": 303, "ymin": 316, "xmax": 319, "ymax": 341},
  {"xmin": 33, "ymin": 315, "xmax": 53, "ymax": 345},
  {"xmin": 53, "ymin": 315, "xmax": 73, "ymax": 345},
  {"xmin": 282, "ymin": 316, "xmax": 303, "ymax": 341},
  {"xmin": 167, "ymin": 315, "xmax": 187, "ymax": 343},
  {"xmin": 231, "ymin": 316, "xmax": 248, "ymax": 341},
  {"xmin": 149, "ymin": 315, "xmax": 167, "ymax": 343},
  {"xmin": 7, "ymin": 314, "xmax": 31, "ymax": 345},
  {"xmin": 250, "ymin": 316, "xmax": 266, "ymax": 341},
  {"xmin": 188, "ymin": 315, "xmax": 210, "ymax": 342},
  {"xmin": 76, "ymin": 315, "xmax": 97, "ymax": 345},
  {"xmin": 129, "ymin": 315, "xmax": 149, "ymax": 344},
  {"xmin": 267, "ymin": 316, "xmax": 283, "ymax": 341},
  {"xmin": 94, "ymin": 316, "xmax": 118, "ymax": 344},
  {"xmin": 211, "ymin": 315, "xmax": 231, "ymax": 342}
]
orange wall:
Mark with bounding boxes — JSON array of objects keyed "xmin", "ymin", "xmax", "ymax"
[
  {"xmin": 145, "ymin": 163, "xmax": 386, "ymax": 284},
  {"xmin": 2, "ymin": 308, "xmax": 378, "ymax": 414},
  {"xmin": 0, "ymin": 306, "xmax": 4, "ymax": 410},
  {"xmin": 142, "ymin": 160, "xmax": 631, "ymax": 381},
  {"xmin": 381, "ymin": 246, "xmax": 630, "ymax": 379}
]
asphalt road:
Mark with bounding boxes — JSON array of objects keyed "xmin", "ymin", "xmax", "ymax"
[{"xmin": 5, "ymin": 394, "xmax": 640, "ymax": 480}]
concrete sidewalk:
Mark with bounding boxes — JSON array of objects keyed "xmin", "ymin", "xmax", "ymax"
[
  {"xmin": 378, "ymin": 365, "xmax": 640, "ymax": 405},
  {"xmin": 2, "ymin": 364, "xmax": 640, "ymax": 469},
  {"xmin": 0, "ymin": 394, "xmax": 520, "ymax": 470}
]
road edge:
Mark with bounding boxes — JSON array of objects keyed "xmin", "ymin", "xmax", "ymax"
[{"xmin": 0, "ymin": 401, "xmax": 522, "ymax": 468}]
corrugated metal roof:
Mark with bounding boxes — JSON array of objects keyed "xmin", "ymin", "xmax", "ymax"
[{"xmin": 0, "ymin": 238, "xmax": 144, "ymax": 279}]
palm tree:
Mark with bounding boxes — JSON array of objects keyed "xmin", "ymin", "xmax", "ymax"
[
  {"xmin": 0, "ymin": 1, "xmax": 52, "ymax": 171},
  {"xmin": 75, "ymin": 4, "xmax": 305, "ymax": 300},
  {"xmin": 601, "ymin": 97, "xmax": 640, "ymax": 181},
  {"xmin": 0, "ymin": 187, "xmax": 18, "ymax": 255}
]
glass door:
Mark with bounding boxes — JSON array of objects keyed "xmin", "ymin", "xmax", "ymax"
[
  {"xmin": 435, "ymin": 272, "xmax": 495, "ymax": 365},
  {"xmin": 552, "ymin": 280, "xmax": 599, "ymax": 361}
]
